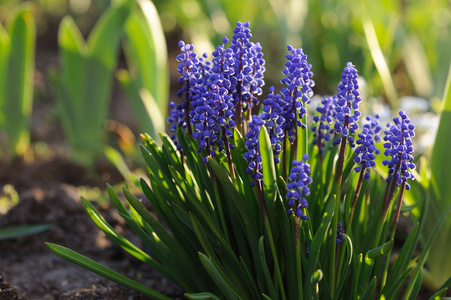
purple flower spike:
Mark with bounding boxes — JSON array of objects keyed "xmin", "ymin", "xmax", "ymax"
[
  {"xmin": 333, "ymin": 62, "xmax": 362, "ymax": 147},
  {"xmin": 286, "ymin": 155, "xmax": 312, "ymax": 220},
  {"xmin": 243, "ymin": 115, "xmax": 265, "ymax": 187},
  {"xmin": 382, "ymin": 111, "xmax": 416, "ymax": 190},
  {"xmin": 280, "ymin": 46, "xmax": 315, "ymax": 143},
  {"xmin": 260, "ymin": 86, "xmax": 285, "ymax": 163},
  {"xmin": 168, "ymin": 41, "xmax": 201, "ymax": 144},
  {"xmin": 353, "ymin": 114, "xmax": 381, "ymax": 180},
  {"xmin": 312, "ymin": 95, "xmax": 337, "ymax": 154},
  {"xmin": 229, "ymin": 22, "xmax": 265, "ymax": 126}
]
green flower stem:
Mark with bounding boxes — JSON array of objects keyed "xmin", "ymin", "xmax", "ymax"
[
  {"xmin": 381, "ymin": 181, "xmax": 406, "ymax": 287},
  {"xmin": 347, "ymin": 166, "xmax": 366, "ymax": 231},
  {"xmin": 257, "ymin": 180, "xmax": 286, "ymax": 300},
  {"xmin": 330, "ymin": 131, "xmax": 348, "ymax": 297},
  {"xmin": 221, "ymin": 127, "xmax": 236, "ymax": 185},
  {"xmin": 283, "ymin": 137, "xmax": 288, "ymax": 180},
  {"xmin": 295, "ymin": 216, "xmax": 304, "ymax": 299}
]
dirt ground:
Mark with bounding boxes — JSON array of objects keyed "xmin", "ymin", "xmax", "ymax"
[{"xmin": 0, "ymin": 157, "xmax": 184, "ymax": 300}]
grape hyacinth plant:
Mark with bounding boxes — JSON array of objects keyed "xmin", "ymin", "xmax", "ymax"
[{"xmin": 47, "ymin": 21, "xmax": 451, "ymax": 300}]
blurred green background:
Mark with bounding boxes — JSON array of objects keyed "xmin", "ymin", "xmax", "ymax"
[
  {"xmin": 2, "ymin": 0, "xmax": 450, "ymax": 100},
  {"xmin": 1, "ymin": 0, "xmax": 450, "ymax": 160}
]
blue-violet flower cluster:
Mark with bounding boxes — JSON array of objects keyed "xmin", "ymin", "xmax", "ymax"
[
  {"xmin": 312, "ymin": 95, "xmax": 337, "ymax": 154},
  {"xmin": 382, "ymin": 111, "xmax": 416, "ymax": 190},
  {"xmin": 244, "ymin": 115, "xmax": 265, "ymax": 187},
  {"xmin": 261, "ymin": 86, "xmax": 285, "ymax": 163},
  {"xmin": 333, "ymin": 62, "xmax": 362, "ymax": 147},
  {"xmin": 353, "ymin": 115, "xmax": 382, "ymax": 180},
  {"xmin": 280, "ymin": 46, "xmax": 314, "ymax": 143},
  {"xmin": 286, "ymin": 155, "xmax": 312, "ymax": 220}
]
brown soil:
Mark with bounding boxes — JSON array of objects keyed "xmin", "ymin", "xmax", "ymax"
[{"xmin": 0, "ymin": 158, "xmax": 184, "ymax": 300}]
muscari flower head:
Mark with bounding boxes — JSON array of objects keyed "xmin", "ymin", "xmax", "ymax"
[
  {"xmin": 333, "ymin": 62, "xmax": 362, "ymax": 147},
  {"xmin": 286, "ymin": 155, "xmax": 312, "ymax": 220},
  {"xmin": 280, "ymin": 45, "xmax": 314, "ymax": 143},
  {"xmin": 382, "ymin": 111, "xmax": 416, "ymax": 190},
  {"xmin": 246, "ymin": 42, "xmax": 266, "ymax": 110},
  {"xmin": 353, "ymin": 114, "xmax": 382, "ymax": 180},
  {"xmin": 167, "ymin": 41, "xmax": 199, "ymax": 146},
  {"xmin": 260, "ymin": 86, "xmax": 285, "ymax": 163},
  {"xmin": 243, "ymin": 115, "xmax": 265, "ymax": 187},
  {"xmin": 312, "ymin": 95, "xmax": 337, "ymax": 153},
  {"xmin": 336, "ymin": 222, "xmax": 345, "ymax": 244},
  {"xmin": 190, "ymin": 38, "xmax": 235, "ymax": 162}
]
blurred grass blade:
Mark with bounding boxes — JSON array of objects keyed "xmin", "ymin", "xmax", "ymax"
[
  {"xmin": 427, "ymin": 287, "xmax": 448, "ymax": 300},
  {"xmin": 55, "ymin": 0, "xmax": 133, "ymax": 165},
  {"xmin": 104, "ymin": 146, "xmax": 137, "ymax": 185},
  {"xmin": 0, "ymin": 224, "xmax": 53, "ymax": 240},
  {"xmin": 118, "ymin": 0, "xmax": 169, "ymax": 141},
  {"xmin": 0, "ymin": 4, "xmax": 35, "ymax": 158},
  {"xmin": 88, "ymin": 0, "xmax": 134, "ymax": 68},
  {"xmin": 122, "ymin": 0, "xmax": 169, "ymax": 113},
  {"xmin": 46, "ymin": 243, "xmax": 171, "ymax": 300},
  {"xmin": 116, "ymin": 73, "xmax": 165, "ymax": 142},
  {"xmin": 428, "ymin": 63, "xmax": 451, "ymax": 287},
  {"xmin": 404, "ymin": 205, "xmax": 451, "ymax": 297},
  {"xmin": 356, "ymin": 3, "xmax": 397, "ymax": 109}
]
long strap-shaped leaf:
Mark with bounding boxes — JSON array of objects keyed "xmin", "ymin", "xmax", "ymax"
[
  {"xmin": 198, "ymin": 253, "xmax": 239, "ymax": 300},
  {"xmin": 46, "ymin": 243, "xmax": 171, "ymax": 300}
]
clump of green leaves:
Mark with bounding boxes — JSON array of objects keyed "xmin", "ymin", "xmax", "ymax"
[
  {"xmin": 48, "ymin": 23, "xmax": 451, "ymax": 299},
  {"xmin": 51, "ymin": 0, "xmax": 133, "ymax": 166},
  {"xmin": 0, "ymin": 4, "xmax": 35, "ymax": 160}
]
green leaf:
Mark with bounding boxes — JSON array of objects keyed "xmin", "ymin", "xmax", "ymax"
[
  {"xmin": 305, "ymin": 198, "xmax": 335, "ymax": 298},
  {"xmin": 81, "ymin": 197, "xmax": 163, "ymax": 271},
  {"xmin": 360, "ymin": 276, "xmax": 377, "ymax": 300},
  {"xmin": 198, "ymin": 253, "xmax": 239, "ymax": 300},
  {"xmin": 406, "ymin": 267, "xmax": 423, "ymax": 300},
  {"xmin": 367, "ymin": 239, "xmax": 394, "ymax": 259},
  {"xmin": 0, "ymin": 224, "xmax": 53, "ymax": 240},
  {"xmin": 258, "ymin": 236, "xmax": 276, "ymax": 300},
  {"xmin": 208, "ymin": 158, "xmax": 253, "ymax": 225},
  {"xmin": 185, "ymin": 292, "xmax": 222, "ymax": 300},
  {"xmin": 259, "ymin": 126, "xmax": 277, "ymax": 208},
  {"xmin": 46, "ymin": 243, "xmax": 171, "ymax": 300},
  {"xmin": 334, "ymin": 234, "xmax": 353, "ymax": 300},
  {"xmin": 358, "ymin": 240, "xmax": 394, "ymax": 297},
  {"xmin": 382, "ymin": 223, "xmax": 420, "ymax": 297}
]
